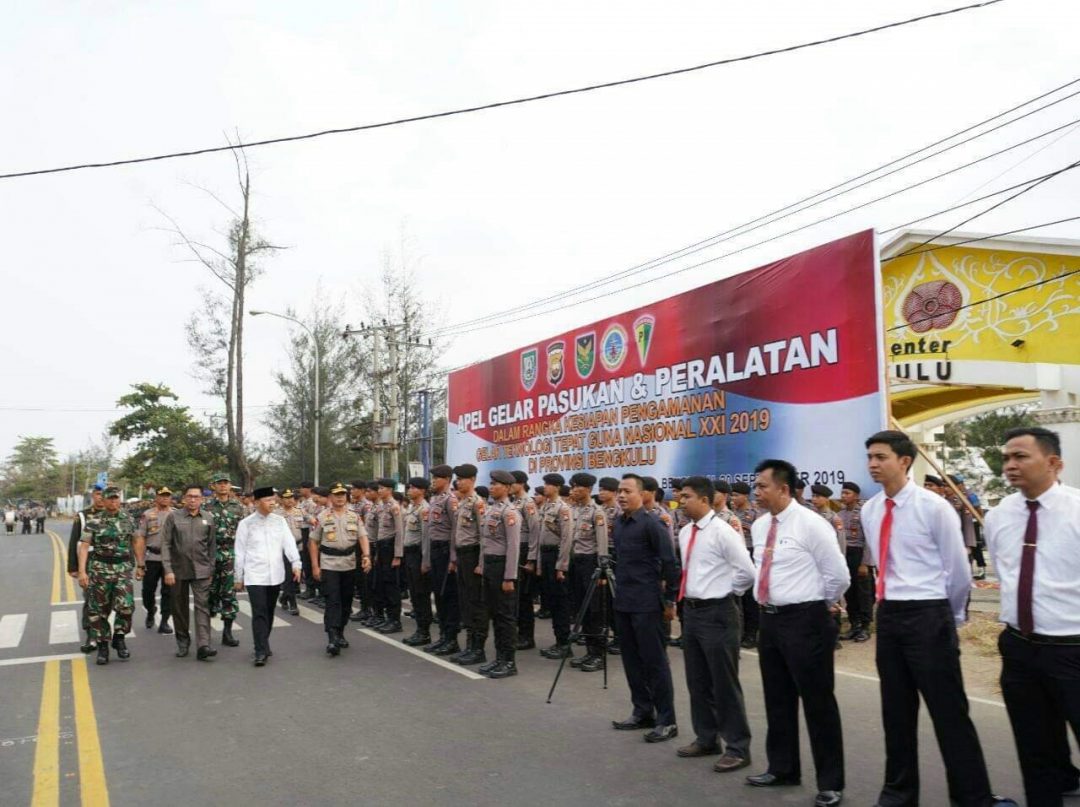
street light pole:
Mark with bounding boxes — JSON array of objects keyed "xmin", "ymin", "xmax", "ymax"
[{"xmin": 250, "ymin": 310, "xmax": 320, "ymax": 486}]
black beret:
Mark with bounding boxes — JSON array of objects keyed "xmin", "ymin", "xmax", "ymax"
[
  {"xmin": 350, "ymin": 479, "xmax": 367, "ymax": 489},
  {"xmin": 475, "ymin": 485, "xmax": 490, "ymax": 500},
  {"xmin": 510, "ymin": 470, "xmax": 529, "ymax": 484},
  {"xmin": 641, "ymin": 476, "xmax": 659, "ymax": 493},
  {"xmin": 598, "ymin": 476, "xmax": 619, "ymax": 492},
  {"xmin": 924, "ymin": 475, "xmax": 943, "ymax": 486},
  {"xmin": 811, "ymin": 484, "xmax": 833, "ymax": 498},
  {"xmin": 794, "ymin": 478, "xmax": 807, "ymax": 490},
  {"xmin": 375, "ymin": 477, "xmax": 395, "ymax": 489},
  {"xmin": 542, "ymin": 473, "xmax": 565, "ymax": 487},
  {"xmin": 569, "ymin": 472, "xmax": 597, "ymax": 489},
  {"xmin": 313, "ymin": 486, "xmax": 330, "ymax": 497},
  {"xmin": 407, "ymin": 477, "xmax": 430, "ymax": 490},
  {"xmin": 731, "ymin": 481, "xmax": 751, "ymax": 495},
  {"xmin": 715, "ymin": 479, "xmax": 732, "ymax": 494},
  {"xmin": 841, "ymin": 481, "xmax": 861, "ymax": 494},
  {"xmin": 430, "ymin": 464, "xmax": 453, "ymax": 479},
  {"xmin": 253, "ymin": 486, "xmax": 277, "ymax": 499},
  {"xmin": 669, "ymin": 477, "xmax": 684, "ymax": 489},
  {"xmin": 559, "ymin": 485, "xmax": 570, "ymax": 497},
  {"xmin": 366, "ymin": 481, "xmax": 380, "ymax": 491},
  {"xmin": 490, "ymin": 469, "xmax": 515, "ymax": 485},
  {"xmin": 299, "ymin": 481, "xmax": 314, "ymax": 489},
  {"xmin": 453, "ymin": 464, "xmax": 478, "ymax": 480}
]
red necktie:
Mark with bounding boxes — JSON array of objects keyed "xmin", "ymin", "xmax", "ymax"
[
  {"xmin": 876, "ymin": 499, "xmax": 895, "ymax": 601},
  {"xmin": 756, "ymin": 517, "xmax": 779, "ymax": 604},
  {"xmin": 677, "ymin": 524, "xmax": 699, "ymax": 601},
  {"xmin": 1017, "ymin": 500, "xmax": 1039, "ymax": 636}
]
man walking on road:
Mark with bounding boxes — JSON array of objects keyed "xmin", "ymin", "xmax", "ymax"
[
  {"xmin": 138, "ymin": 487, "xmax": 175, "ymax": 634},
  {"xmin": 205, "ymin": 474, "xmax": 245, "ymax": 649},
  {"xmin": 162, "ymin": 485, "xmax": 218, "ymax": 661}
]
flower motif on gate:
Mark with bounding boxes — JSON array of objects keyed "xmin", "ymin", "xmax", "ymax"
[{"xmin": 901, "ymin": 280, "xmax": 963, "ymax": 333}]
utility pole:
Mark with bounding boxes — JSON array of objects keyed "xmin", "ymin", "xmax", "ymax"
[{"xmin": 417, "ymin": 389, "xmax": 432, "ymax": 475}]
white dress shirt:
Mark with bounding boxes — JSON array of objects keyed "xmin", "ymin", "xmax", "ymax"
[
  {"xmin": 751, "ymin": 499, "xmax": 850, "ymax": 606},
  {"xmin": 235, "ymin": 511, "xmax": 302, "ymax": 586},
  {"xmin": 862, "ymin": 480, "xmax": 971, "ymax": 624},
  {"xmin": 677, "ymin": 511, "xmax": 756, "ymax": 600},
  {"xmin": 985, "ymin": 483, "xmax": 1080, "ymax": 636}
]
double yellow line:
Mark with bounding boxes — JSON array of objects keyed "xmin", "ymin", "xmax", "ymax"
[{"xmin": 47, "ymin": 529, "xmax": 77, "ymax": 605}]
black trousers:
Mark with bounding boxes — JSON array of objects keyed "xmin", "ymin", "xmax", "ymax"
[
  {"xmin": 282, "ymin": 550, "xmax": 300, "ymax": 596},
  {"xmin": 843, "ymin": 546, "xmax": 875, "ymax": 628},
  {"xmin": 740, "ymin": 546, "xmax": 759, "ymax": 640},
  {"xmin": 570, "ymin": 553, "xmax": 604, "ymax": 655},
  {"xmin": 1000, "ymin": 629, "xmax": 1080, "ymax": 807},
  {"xmin": 615, "ymin": 609, "xmax": 676, "ymax": 726},
  {"xmin": 475, "ymin": 556, "xmax": 518, "ymax": 654},
  {"xmin": 875, "ymin": 600, "xmax": 992, "ymax": 807},
  {"xmin": 142, "ymin": 559, "xmax": 171, "ymax": 616},
  {"xmin": 246, "ymin": 584, "xmax": 279, "ymax": 654},
  {"xmin": 429, "ymin": 541, "xmax": 459, "ymax": 636},
  {"xmin": 683, "ymin": 596, "xmax": 751, "ymax": 757},
  {"xmin": 403, "ymin": 545, "xmax": 432, "ymax": 630},
  {"xmin": 321, "ymin": 569, "xmax": 355, "ymax": 634},
  {"xmin": 374, "ymin": 540, "xmax": 401, "ymax": 620},
  {"xmin": 300, "ymin": 530, "xmax": 315, "ymax": 593},
  {"xmin": 539, "ymin": 546, "xmax": 571, "ymax": 645},
  {"xmin": 455, "ymin": 545, "xmax": 481, "ymax": 637},
  {"xmin": 35, "ymin": 517, "xmax": 45, "ymax": 533},
  {"xmin": 516, "ymin": 542, "xmax": 535, "ymax": 641},
  {"xmin": 758, "ymin": 601, "xmax": 844, "ymax": 792}
]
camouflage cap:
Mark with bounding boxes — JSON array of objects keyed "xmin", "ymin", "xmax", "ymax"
[
  {"xmin": 103, "ymin": 486, "xmax": 121, "ymax": 499},
  {"xmin": 212, "ymin": 473, "xmax": 231, "ymax": 483}
]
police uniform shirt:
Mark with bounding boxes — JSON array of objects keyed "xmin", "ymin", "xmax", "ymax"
[
  {"xmin": 312, "ymin": 509, "xmax": 366, "ymax": 572},
  {"xmin": 602, "ymin": 503, "xmax": 621, "ymax": 532},
  {"xmin": 535, "ymin": 498, "xmax": 571, "ymax": 571},
  {"xmin": 376, "ymin": 499, "xmax": 404, "ymax": 558},
  {"xmin": 512, "ymin": 494, "xmax": 540, "ymax": 557},
  {"xmin": 275, "ymin": 505, "xmax": 307, "ymax": 545},
  {"xmin": 364, "ymin": 501, "xmax": 379, "ymax": 541},
  {"xmin": 137, "ymin": 506, "xmax": 173, "ymax": 556},
  {"xmin": 750, "ymin": 500, "xmax": 850, "ymax": 607},
  {"xmin": 450, "ymin": 492, "xmax": 484, "ymax": 563},
  {"xmin": 813, "ymin": 504, "xmax": 847, "ymax": 553},
  {"xmin": 714, "ymin": 505, "xmax": 745, "ymax": 540},
  {"xmin": 561, "ymin": 501, "xmax": 609, "ymax": 570},
  {"xmin": 985, "ymin": 482, "xmax": 1080, "ymax": 635},
  {"xmin": 404, "ymin": 500, "xmax": 428, "ymax": 548},
  {"xmin": 480, "ymin": 499, "xmax": 521, "ymax": 579},
  {"xmin": 423, "ymin": 490, "xmax": 457, "ymax": 568},
  {"xmin": 731, "ymin": 503, "xmax": 759, "ymax": 549},
  {"xmin": 648, "ymin": 504, "xmax": 677, "ymax": 554}
]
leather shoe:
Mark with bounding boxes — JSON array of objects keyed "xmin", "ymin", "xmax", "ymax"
[
  {"xmin": 253, "ymin": 652, "xmax": 268, "ymax": 667},
  {"xmin": 196, "ymin": 646, "xmax": 217, "ymax": 661},
  {"xmin": 644, "ymin": 725, "xmax": 678, "ymax": 743},
  {"xmin": 714, "ymin": 753, "xmax": 752, "ymax": 772},
  {"xmin": 175, "ymin": 641, "xmax": 190, "ymax": 658},
  {"xmin": 612, "ymin": 716, "xmax": 656, "ymax": 731},
  {"xmin": 676, "ymin": 741, "xmax": 719, "ymax": 758},
  {"xmin": 746, "ymin": 772, "xmax": 800, "ymax": 787},
  {"xmin": 578, "ymin": 655, "xmax": 604, "ymax": 673},
  {"xmin": 815, "ymin": 791, "xmax": 842, "ymax": 806},
  {"xmin": 853, "ymin": 629, "xmax": 871, "ymax": 643}
]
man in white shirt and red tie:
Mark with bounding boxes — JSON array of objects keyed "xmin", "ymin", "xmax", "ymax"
[
  {"xmin": 746, "ymin": 459, "xmax": 849, "ymax": 807},
  {"xmin": 862, "ymin": 430, "xmax": 1016, "ymax": 807},
  {"xmin": 234, "ymin": 487, "xmax": 303, "ymax": 667},
  {"xmin": 985, "ymin": 426, "xmax": 1080, "ymax": 806},
  {"xmin": 673, "ymin": 476, "xmax": 756, "ymax": 772}
]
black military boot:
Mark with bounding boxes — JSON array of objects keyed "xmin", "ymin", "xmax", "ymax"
[
  {"xmin": 326, "ymin": 630, "xmax": 341, "ymax": 656},
  {"xmin": 158, "ymin": 614, "xmax": 173, "ymax": 635},
  {"xmin": 488, "ymin": 652, "xmax": 518, "ymax": 679},
  {"xmin": 80, "ymin": 634, "xmax": 96, "ymax": 654},
  {"xmin": 423, "ymin": 632, "xmax": 446, "ymax": 653},
  {"xmin": 287, "ymin": 595, "xmax": 299, "ymax": 616},
  {"xmin": 335, "ymin": 629, "xmax": 350, "ymax": 649},
  {"xmin": 478, "ymin": 654, "xmax": 500, "ymax": 675},
  {"xmin": 515, "ymin": 631, "xmax": 535, "ymax": 651},
  {"xmin": 221, "ymin": 619, "xmax": 239, "ymax": 647},
  {"xmin": 434, "ymin": 634, "xmax": 461, "ymax": 657},
  {"xmin": 175, "ymin": 639, "xmax": 191, "ymax": 657},
  {"xmin": 196, "ymin": 646, "xmax": 217, "ymax": 661},
  {"xmin": 455, "ymin": 635, "xmax": 486, "ymax": 666},
  {"xmin": 96, "ymin": 642, "xmax": 109, "ymax": 665},
  {"xmin": 402, "ymin": 628, "xmax": 430, "ymax": 647},
  {"xmin": 112, "ymin": 633, "xmax": 130, "ymax": 660},
  {"xmin": 540, "ymin": 643, "xmax": 573, "ymax": 660},
  {"xmin": 145, "ymin": 608, "xmax": 155, "ymax": 630},
  {"xmin": 377, "ymin": 618, "xmax": 403, "ymax": 635},
  {"xmin": 447, "ymin": 632, "xmax": 471, "ymax": 662}
]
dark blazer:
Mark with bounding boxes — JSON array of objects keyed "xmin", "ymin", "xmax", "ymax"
[
  {"xmin": 161, "ymin": 509, "xmax": 217, "ymax": 580},
  {"xmin": 612, "ymin": 507, "xmax": 679, "ymax": 613}
]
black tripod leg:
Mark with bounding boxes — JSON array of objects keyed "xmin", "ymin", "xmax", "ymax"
[{"xmin": 546, "ymin": 565, "xmax": 602, "ymax": 703}]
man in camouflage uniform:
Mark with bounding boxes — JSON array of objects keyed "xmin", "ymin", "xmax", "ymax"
[
  {"xmin": 205, "ymin": 473, "xmax": 245, "ymax": 648},
  {"xmin": 69, "ymin": 485, "xmax": 105, "ymax": 653},
  {"xmin": 77, "ymin": 486, "xmax": 145, "ymax": 665},
  {"xmin": 138, "ymin": 487, "xmax": 175, "ymax": 634},
  {"xmin": 509, "ymin": 470, "xmax": 540, "ymax": 650},
  {"xmin": 563, "ymin": 472, "xmax": 610, "ymax": 672}
]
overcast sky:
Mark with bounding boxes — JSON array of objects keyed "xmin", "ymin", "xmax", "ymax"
[{"xmin": 2, "ymin": 0, "xmax": 1078, "ymax": 463}]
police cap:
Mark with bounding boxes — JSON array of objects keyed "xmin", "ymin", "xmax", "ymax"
[
  {"xmin": 408, "ymin": 477, "xmax": 430, "ymax": 490},
  {"xmin": 490, "ymin": 470, "xmax": 515, "ymax": 486},
  {"xmin": 430, "ymin": 464, "xmax": 454, "ymax": 479},
  {"xmin": 542, "ymin": 473, "xmax": 565, "ymax": 487},
  {"xmin": 811, "ymin": 484, "xmax": 833, "ymax": 498},
  {"xmin": 569, "ymin": 472, "xmax": 597, "ymax": 489},
  {"xmin": 598, "ymin": 476, "xmax": 619, "ymax": 492},
  {"xmin": 841, "ymin": 481, "xmax": 861, "ymax": 494},
  {"xmin": 510, "ymin": 470, "xmax": 529, "ymax": 485},
  {"xmin": 329, "ymin": 482, "xmax": 348, "ymax": 495},
  {"xmin": 731, "ymin": 481, "xmax": 751, "ymax": 495},
  {"xmin": 453, "ymin": 464, "xmax": 478, "ymax": 480}
]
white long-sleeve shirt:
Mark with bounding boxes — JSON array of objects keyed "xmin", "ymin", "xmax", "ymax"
[
  {"xmin": 862, "ymin": 479, "xmax": 971, "ymax": 624},
  {"xmin": 235, "ymin": 511, "xmax": 301, "ymax": 586},
  {"xmin": 751, "ymin": 499, "xmax": 850, "ymax": 606},
  {"xmin": 985, "ymin": 483, "xmax": 1080, "ymax": 636},
  {"xmin": 677, "ymin": 511, "xmax": 756, "ymax": 599}
]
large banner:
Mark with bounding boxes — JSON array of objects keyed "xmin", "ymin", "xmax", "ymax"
[{"xmin": 447, "ymin": 230, "xmax": 887, "ymax": 493}]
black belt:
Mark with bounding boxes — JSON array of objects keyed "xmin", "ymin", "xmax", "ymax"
[
  {"xmin": 683, "ymin": 595, "xmax": 735, "ymax": 610},
  {"xmin": 878, "ymin": 598, "xmax": 949, "ymax": 612},
  {"xmin": 404, "ymin": 544, "xmax": 422, "ymax": 553},
  {"xmin": 92, "ymin": 555, "xmax": 132, "ymax": 564},
  {"xmin": 146, "ymin": 547, "xmax": 161, "ymax": 555},
  {"xmin": 540, "ymin": 545, "xmax": 559, "ymax": 552},
  {"xmin": 319, "ymin": 545, "xmax": 357, "ymax": 557},
  {"xmin": 760, "ymin": 599, "xmax": 825, "ymax": 614},
  {"xmin": 1006, "ymin": 626, "xmax": 1080, "ymax": 646},
  {"xmin": 482, "ymin": 554, "xmax": 507, "ymax": 563},
  {"xmin": 456, "ymin": 544, "xmax": 480, "ymax": 554}
]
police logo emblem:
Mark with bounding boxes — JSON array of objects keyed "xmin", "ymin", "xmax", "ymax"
[
  {"xmin": 600, "ymin": 324, "xmax": 628, "ymax": 372},
  {"xmin": 547, "ymin": 341, "xmax": 565, "ymax": 386},
  {"xmin": 575, "ymin": 332, "xmax": 595, "ymax": 379},
  {"xmin": 521, "ymin": 348, "xmax": 538, "ymax": 392},
  {"xmin": 633, "ymin": 314, "xmax": 655, "ymax": 365}
]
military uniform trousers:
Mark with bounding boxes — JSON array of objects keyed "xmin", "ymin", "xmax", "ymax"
[
  {"xmin": 570, "ymin": 553, "xmax": 605, "ymax": 656},
  {"xmin": 208, "ymin": 545, "xmax": 239, "ymax": 620},
  {"xmin": 86, "ymin": 558, "xmax": 134, "ymax": 643},
  {"xmin": 320, "ymin": 568, "xmax": 356, "ymax": 634},
  {"xmin": 171, "ymin": 577, "xmax": 212, "ymax": 649},
  {"xmin": 454, "ymin": 545, "xmax": 481, "ymax": 638},
  {"xmin": 429, "ymin": 540, "xmax": 459, "ymax": 637},
  {"xmin": 373, "ymin": 539, "xmax": 401, "ymax": 620},
  {"xmin": 141, "ymin": 553, "xmax": 170, "ymax": 616},
  {"xmin": 475, "ymin": 555, "xmax": 518, "ymax": 654},
  {"xmin": 843, "ymin": 546, "xmax": 875, "ymax": 630},
  {"xmin": 539, "ymin": 546, "xmax": 571, "ymax": 645},
  {"xmin": 403, "ymin": 545, "xmax": 432, "ymax": 631},
  {"xmin": 515, "ymin": 542, "xmax": 535, "ymax": 642}
]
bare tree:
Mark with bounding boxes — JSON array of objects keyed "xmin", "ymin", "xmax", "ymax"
[{"xmin": 155, "ymin": 143, "xmax": 284, "ymax": 487}]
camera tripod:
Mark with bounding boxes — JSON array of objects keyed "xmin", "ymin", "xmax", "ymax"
[{"xmin": 546, "ymin": 557, "xmax": 617, "ymax": 703}]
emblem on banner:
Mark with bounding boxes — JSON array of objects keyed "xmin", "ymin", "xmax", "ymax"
[
  {"xmin": 547, "ymin": 341, "xmax": 565, "ymax": 386},
  {"xmin": 520, "ymin": 348, "xmax": 538, "ymax": 392},
  {"xmin": 600, "ymin": 324, "xmax": 628, "ymax": 372},
  {"xmin": 633, "ymin": 314, "xmax": 655, "ymax": 365},
  {"xmin": 575, "ymin": 332, "xmax": 595, "ymax": 379}
]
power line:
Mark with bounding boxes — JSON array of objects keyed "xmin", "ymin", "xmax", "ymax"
[
  {"xmin": 0, "ymin": 1, "xmax": 1004, "ymax": 181},
  {"xmin": 429, "ymin": 74, "xmax": 1080, "ymax": 335},
  {"xmin": 881, "ymin": 215, "xmax": 1080, "ymax": 261}
]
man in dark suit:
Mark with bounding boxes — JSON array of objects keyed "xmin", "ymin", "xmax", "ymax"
[{"xmin": 610, "ymin": 473, "xmax": 681, "ymax": 743}]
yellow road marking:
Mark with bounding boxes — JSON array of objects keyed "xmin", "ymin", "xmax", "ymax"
[
  {"xmin": 30, "ymin": 659, "xmax": 60, "ymax": 807},
  {"xmin": 48, "ymin": 530, "xmax": 77, "ymax": 602},
  {"xmin": 72, "ymin": 658, "xmax": 110, "ymax": 806},
  {"xmin": 48, "ymin": 531, "xmax": 62, "ymax": 606}
]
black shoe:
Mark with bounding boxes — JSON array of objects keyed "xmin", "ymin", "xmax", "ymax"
[
  {"xmin": 536, "ymin": 609, "xmax": 551, "ymax": 619},
  {"xmin": 145, "ymin": 611, "xmax": 155, "ymax": 630},
  {"xmin": 815, "ymin": 791, "xmax": 843, "ymax": 807},
  {"xmin": 377, "ymin": 620, "xmax": 403, "ymax": 635},
  {"xmin": 402, "ymin": 630, "xmax": 431, "ymax": 647},
  {"xmin": 96, "ymin": 643, "xmax": 109, "ymax": 665},
  {"xmin": 607, "ymin": 641, "xmax": 621, "ymax": 655},
  {"xmin": 287, "ymin": 597, "xmax": 299, "ymax": 616},
  {"xmin": 350, "ymin": 608, "xmax": 366, "ymax": 622},
  {"xmin": 486, "ymin": 660, "xmax": 518, "ymax": 679},
  {"xmin": 573, "ymin": 635, "xmax": 587, "ymax": 646},
  {"xmin": 456, "ymin": 647, "xmax": 487, "ymax": 666},
  {"xmin": 433, "ymin": 638, "xmax": 461, "ymax": 657},
  {"xmin": 335, "ymin": 632, "xmax": 350, "ymax": 649},
  {"xmin": 279, "ymin": 592, "xmax": 288, "ymax": 607},
  {"xmin": 644, "ymin": 725, "xmax": 678, "ymax": 743},
  {"xmin": 196, "ymin": 646, "xmax": 216, "ymax": 661},
  {"xmin": 423, "ymin": 637, "xmax": 447, "ymax": 653},
  {"xmin": 478, "ymin": 658, "xmax": 500, "ymax": 675},
  {"xmin": 221, "ymin": 619, "xmax": 239, "ymax": 647},
  {"xmin": 853, "ymin": 629, "xmax": 871, "ymax": 643},
  {"xmin": 745, "ymin": 772, "xmax": 801, "ymax": 787},
  {"xmin": 80, "ymin": 639, "xmax": 96, "ymax": 654},
  {"xmin": 667, "ymin": 636, "xmax": 683, "ymax": 649},
  {"xmin": 253, "ymin": 652, "xmax": 268, "ymax": 667},
  {"xmin": 365, "ymin": 615, "xmax": 386, "ymax": 630},
  {"xmin": 540, "ymin": 643, "xmax": 572, "ymax": 659},
  {"xmin": 570, "ymin": 654, "xmax": 587, "ymax": 668},
  {"xmin": 579, "ymin": 655, "xmax": 604, "ymax": 673},
  {"xmin": 175, "ymin": 641, "xmax": 190, "ymax": 658},
  {"xmin": 404, "ymin": 609, "xmax": 415, "ymax": 619},
  {"xmin": 740, "ymin": 637, "xmax": 757, "ymax": 650},
  {"xmin": 312, "ymin": 596, "xmax": 326, "ymax": 608},
  {"xmin": 515, "ymin": 637, "xmax": 536, "ymax": 651},
  {"xmin": 326, "ymin": 631, "xmax": 342, "ymax": 656},
  {"xmin": 838, "ymin": 627, "xmax": 858, "ymax": 641},
  {"xmin": 111, "ymin": 633, "xmax": 130, "ymax": 660},
  {"xmin": 157, "ymin": 619, "xmax": 173, "ymax": 635},
  {"xmin": 612, "ymin": 716, "xmax": 656, "ymax": 731}
]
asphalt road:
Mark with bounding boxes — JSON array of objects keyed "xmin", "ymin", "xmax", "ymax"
[{"xmin": 0, "ymin": 520, "xmax": 1032, "ymax": 806}]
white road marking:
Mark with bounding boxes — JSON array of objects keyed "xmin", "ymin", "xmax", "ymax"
[
  {"xmin": 357, "ymin": 629, "xmax": 484, "ymax": 680},
  {"xmin": 294, "ymin": 603, "xmax": 324, "ymax": 625},
  {"xmin": 210, "ymin": 616, "xmax": 242, "ymax": 633},
  {"xmin": 237, "ymin": 599, "xmax": 291, "ymax": 626},
  {"xmin": 48, "ymin": 611, "xmax": 78, "ymax": 645},
  {"xmin": 0, "ymin": 653, "xmax": 83, "ymax": 668},
  {"xmin": 0, "ymin": 614, "xmax": 28, "ymax": 648}
]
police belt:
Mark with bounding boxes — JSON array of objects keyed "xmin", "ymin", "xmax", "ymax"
[
  {"xmin": 146, "ymin": 546, "xmax": 162, "ymax": 555},
  {"xmin": 683, "ymin": 594, "xmax": 736, "ymax": 609},
  {"xmin": 1006, "ymin": 625, "xmax": 1080, "ymax": 646},
  {"xmin": 319, "ymin": 545, "xmax": 357, "ymax": 557},
  {"xmin": 404, "ymin": 544, "xmax": 422, "ymax": 553},
  {"xmin": 482, "ymin": 553, "xmax": 507, "ymax": 563},
  {"xmin": 759, "ymin": 599, "xmax": 825, "ymax": 615},
  {"xmin": 92, "ymin": 555, "xmax": 133, "ymax": 564}
]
